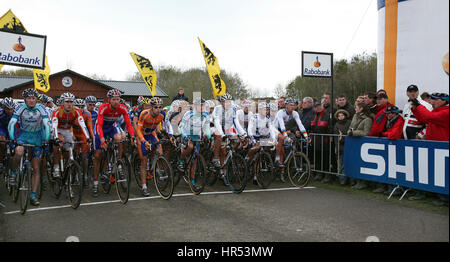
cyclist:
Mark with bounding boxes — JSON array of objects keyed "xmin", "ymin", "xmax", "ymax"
[
  {"xmin": 177, "ymin": 98, "xmax": 212, "ymax": 176},
  {"xmin": 74, "ymin": 98, "xmax": 94, "ymax": 185},
  {"xmin": 211, "ymin": 93, "xmax": 247, "ymax": 181},
  {"xmin": 92, "ymin": 89, "xmax": 135, "ymax": 197},
  {"xmin": 132, "ymin": 97, "xmax": 151, "ymax": 132},
  {"xmin": 136, "ymin": 97, "xmax": 174, "ymax": 197},
  {"xmin": 8, "ymin": 88, "xmax": 51, "ymax": 206},
  {"xmin": 85, "ymin": 96, "xmax": 98, "ymax": 127},
  {"xmin": 273, "ymin": 98, "xmax": 311, "ymax": 180},
  {"xmin": 51, "ymin": 93, "xmax": 90, "ymax": 178},
  {"xmin": 236, "ymin": 99, "xmax": 254, "ymax": 134},
  {"xmin": 0, "ymin": 97, "xmax": 17, "ymax": 173}
]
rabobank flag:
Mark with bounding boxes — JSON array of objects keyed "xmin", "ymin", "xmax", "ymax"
[
  {"xmin": 0, "ymin": 9, "xmax": 28, "ymax": 71},
  {"xmin": 0, "ymin": 30, "xmax": 47, "ymax": 69}
]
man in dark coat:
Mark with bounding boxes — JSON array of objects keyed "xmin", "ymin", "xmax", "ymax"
[{"xmin": 172, "ymin": 88, "xmax": 189, "ymax": 102}]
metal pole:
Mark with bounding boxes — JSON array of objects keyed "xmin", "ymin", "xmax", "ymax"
[{"xmin": 330, "ymin": 53, "xmax": 334, "ymax": 132}]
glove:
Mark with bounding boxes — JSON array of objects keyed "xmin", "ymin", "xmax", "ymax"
[
  {"xmin": 409, "ymin": 98, "xmax": 420, "ymax": 107},
  {"xmin": 348, "ymin": 129, "xmax": 353, "ymax": 136}
]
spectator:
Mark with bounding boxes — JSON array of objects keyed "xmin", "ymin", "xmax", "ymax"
[
  {"xmin": 336, "ymin": 95, "xmax": 356, "ymax": 119},
  {"xmin": 364, "ymin": 92, "xmax": 378, "ymax": 116},
  {"xmin": 296, "ymin": 99, "xmax": 303, "ymax": 114},
  {"xmin": 377, "ymin": 89, "xmax": 387, "ymax": 96},
  {"xmin": 412, "ymin": 92, "xmax": 449, "ymax": 206},
  {"xmin": 402, "ymin": 85, "xmax": 432, "ymax": 140},
  {"xmin": 372, "ymin": 105, "xmax": 405, "ymax": 195},
  {"xmin": 322, "ymin": 93, "xmax": 336, "ymax": 118},
  {"xmin": 299, "ymin": 97, "xmax": 315, "ymax": 132},
  {"xmin": 277, "ymin": 97, "xmax": 286, "ymax": 110},
  {"xmin": 311, "ymin": 100, "xmax": 332, "ymax": 183},
  {"xmin": 411, "ymin": 92, "xmax": 449, "ymax": 141},
  {"xmin": 369, "ymin": 93, "xmax": 392, "ymax": 137},
  {"xmin": 420, "ymin": 92, "xmax": 433, "ymax": 105},
  {"xmin": 172, "ymin": 88, "xmax": 189, "ymax": 102},
  {"xmin": 347, "ymin": 102, "xmax": 373, "ymax": 190},
  {"xmin": 333, "ymin": 109, "xmax": 351, "ymax": 185}
]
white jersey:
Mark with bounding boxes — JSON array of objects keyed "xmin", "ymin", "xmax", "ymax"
[
  {"xmin": 212, "ymin": 105, "xmax": 246, "ymax": 136},
  {"xmin": 273, "ymin": 109, "xmax": 307, "ymax": 137},
  {"xmin": 402, "ymin": 97, "xmax": 432, "ymax": 139},
  {"xmin": 248, "ymin": 113, "xmax": 277, "ymax": 142},
  {"xmin": 236, "ymin": 109, "xmax": 253, "ymax": 133}
]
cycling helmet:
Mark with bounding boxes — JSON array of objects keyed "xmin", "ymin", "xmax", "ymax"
[
  {"xmin": 137, "ymin": 96, "xmax": 144, "ymax": 105},
  {"xmin": 269, "ymin": 102, "xmax": 278, "ymax": 112},
  {"xmin": 150, "ymin": 97, "xmax": 163, "ymax": 106},
  {"xmin": 205, "ymin": 100, "xmax": 216, "ymax": 109},
  {"xmin": 258, "ymin": 102, "xmax": 268, "ymax": 109},
  {"xmin": 241, "ymin": 99, "xmax": 252, "ymax": 107},
  {"xmin": 141, "ymin": 97, "xmax": 151, "ymax": 105},
  {"xmin": 106, "ymin": 89, "xmax": 121, "ymax": 98},
  {"xmin": 1, "ymin": 97, "xmax": 16, "ymax": 109},
  {"xmin": 221, "ymin": 93, "xmax": 232, "ymax": 101},
  {"xmin": 56, "ymin": 97, "xmax": 62, "ymax": 106},
  {"xmin": 60, "ymin": 92, "xmax": 75, "ymax": 102},
  {"xmin": 285, "ymin": 98, "xmax": 296, "ymax": 104},
  {"xmin": 171, "ymin": 100, "xmax": 181, "ymax": 109},
  {"xmin": 22, "ymin": 88, "xmax": 39, "ymax": 98},
  {"xmin": 120, "ymin": 98, "xmax": 126, "ymax": 104},
  {"xmin": 38, "ymin": 93, "xmax": 47, "ymax": 103},
  {"xmin": 74, "ymin": 98, "xmax": 85, "ymax": 107},
  {"xmin": 85, "ymin": 96, "xmax": 97, "ymax": 103},
  {"xmin": 47, "ymin": 97, "xmax": 54, "ymax": 103}
]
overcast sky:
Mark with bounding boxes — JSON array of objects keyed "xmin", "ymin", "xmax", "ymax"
[{"xmin": 1, "ymin": 0, "xmax": 378, "ymax": 96}]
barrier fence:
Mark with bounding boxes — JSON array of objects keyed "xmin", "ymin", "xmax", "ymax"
[{"xmin": 300, "ymin": 134, "xmax": 449, "ymax": 197}]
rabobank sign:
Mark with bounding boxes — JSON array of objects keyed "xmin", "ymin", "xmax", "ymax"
[
  {"xmin": 344, "ymin": 137, "xmax": 449, "ymax": 195},
  {"xmin": 302, "ymin": 51, "xmax": 333, "ymax": 78},
  {"xmin": 0, "ymin": 29, "xmax": 46, "ymax": 69}
]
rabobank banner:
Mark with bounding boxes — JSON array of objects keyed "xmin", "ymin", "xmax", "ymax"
[
  {"xmin": 301, "ymin": 51, "xmax": 333, "ymax": 78},
  {"xmin": 344, "ymin": 137, "xmax": 449, "ymax": 195},
  {"xmin": 0, "ymin": 29, "xmax": 46, "ymax": 69}
]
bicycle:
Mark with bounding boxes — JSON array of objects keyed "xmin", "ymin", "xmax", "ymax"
[
  {"xmin": 50, "ymin": 140, "xmax": 84, "ymax": 209},
  {"xmin": 10, "ymin": 143, "xmax": 42, "ymax": 215},
  {"xmin": 2, "ymin": 139, "xmax": 14, "ymax": 197},
  {"xmin": 145, "ymin": 139, "xmax": 174, "ymax": 200},
  {"xmin": 276, "ymin": 134, "xmax": 311, "ymax": 188},
  {"xmin": 248, "ymin": 136, "xmax": 275, "ymax": 189},
  {"xmin": 180, "ymin": 136, "xmax": 207, "ymax": 195},
  {"xmin": 205, "ymin": 135, "xmax": 248, "ymax": 194},
  {"xmin": 98, "ymin": 138, "xmax": 132, "ymax": 204}
]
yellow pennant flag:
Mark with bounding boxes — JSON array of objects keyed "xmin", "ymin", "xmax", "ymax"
[
  {"xmin": 0, "ymin": 9, "xmax": 28, "ymax": 71},
  {"xmin": 33, "ymin": 56, "xmax": 50, "ymax": 93},
  {"xmin": 130, "ymin": 52, "xmax": 157, "ymax": 97},
  {"xmin": 198, "ymin": 37, "xmax": 226, "ymax": 98}
]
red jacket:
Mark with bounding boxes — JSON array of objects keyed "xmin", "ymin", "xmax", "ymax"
[
  {"xmin": 369, "ymin": 103, "xmax": 391, "ymax": 137},
  {"xmin": 381, "ymin": 116, "xmax": 405, "ymax": 140},
  {"xmin": 412, "ymin": 105, "xmax": 449, "ymax": 141}
]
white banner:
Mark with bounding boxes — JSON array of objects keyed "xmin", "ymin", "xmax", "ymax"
[
  {"xmin": 302, "ymin": 51, "xmax": 333, "ymax": 78},
  {"xmin": 0, "ymin": 30, "xmax": 46, "ymax": 69}
]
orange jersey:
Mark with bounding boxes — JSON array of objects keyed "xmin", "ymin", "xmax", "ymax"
[
  {"xmin": 52, "ymin": 106, "xmax": 90, "ymax": 139},
  {"xmin": 73, "ymin": 107, "xmax": 94, "ymax": 139},
  {"xmin": 136, "ymin": 109, "xmax": 166, "ymax": 143}
]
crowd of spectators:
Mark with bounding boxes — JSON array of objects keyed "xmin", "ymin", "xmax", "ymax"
[{"xmin": 283, "ymin": 85, "xmax": 449, "ymax": 206}]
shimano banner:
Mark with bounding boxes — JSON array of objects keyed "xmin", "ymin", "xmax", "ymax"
[{"xmin": 344, "ymin": 137, "xmax": 449, "ymax": 195}]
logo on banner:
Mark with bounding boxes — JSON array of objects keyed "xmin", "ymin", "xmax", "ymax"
[
  {"xmin": 12, "ymin": 36, "xmax": 25, "ymax": 52},
  {"xmin": 314, "ymin": 56, "xmax": 321, "ymax": 67}
]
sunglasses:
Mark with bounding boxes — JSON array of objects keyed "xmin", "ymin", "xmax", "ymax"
[{"xmin": 153, "ymin": 106, "xmax": 162, "ymax": 109}]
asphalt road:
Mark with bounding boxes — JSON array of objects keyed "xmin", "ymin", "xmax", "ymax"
[{"xmin": 0, "ymin": 177, "xmax": 448, "ymax": 242}]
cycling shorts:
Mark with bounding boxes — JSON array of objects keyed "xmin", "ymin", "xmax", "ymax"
[
  {"xmin": 57, "ymin": 129, "xmax": 74, "ymax": 151},
  {"xmin": 138, "ymin": 134, "xmax": 158, "ymax": 158},
  {"xmin": 17, "ymin": 130, "xmax": 43, "ymax": 158},
  {"xmin": 73, "ymin": 131, "xmax": 89, "ymax": 154},
  {"xmin": 94, "ymin": 125, "xmax": 120, "ymax": 150}
]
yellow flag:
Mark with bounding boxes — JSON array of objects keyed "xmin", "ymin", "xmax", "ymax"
[
  {"xmin": 33, "ymin": 56, "xmax": 50, "ymax": 93},
  {"xmin": 130, "ymin": 52, "xmax": 157, "ymax": 97},
  {"xmin": 198, "ymin": 37, "xmax": 226, "ymax": 98},
  {"xmin": 0, "ymin": 9, "xmax": 28, "ymax": 71}
]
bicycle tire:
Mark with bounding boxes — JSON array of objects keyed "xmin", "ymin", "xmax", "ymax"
[
  {"xmin": 187, "ymin": 153, "xmax": 207, "ymax": 195},
  {"xmin": 255, "ymin": 151, "xmax": 274, "ymax": 189},
  {"xmin": 66, "ymin": 161, "xmax": 83, "ymax": 209},
  {"xmin": 11, "ymin": 168, "xmax": 20, "ymax": 203},
  {"xmin": 99, "ymin": 151, "xmax": 112, "ymax": 194},
  {"xmin": 5, "ymin": 154, "xmax": 12, "ymax": 196},
  {"xmin": 226, "ymin": 153, "xmax": 248, "ymax": 194},
  {"xmin": 115, "ymin": 157, "xmax": 131, "ymax": 204},
  {"xmin": 132, "ymin": 152, "xmax": 142, "ymax": 189},
  {"xmin": 169, "ymin": 150, "xmax": 182, "ymax": 188},
  {"xmin": 19, "ymin": 165, "xmax": 32, "ymax": 215},
  {"xmin": 152, "ymin": 155, "xmax": 174, "ymax": 200},
  {"xmin": 287, "ymin": 152, "xmax": 311, "ymax": 188}
]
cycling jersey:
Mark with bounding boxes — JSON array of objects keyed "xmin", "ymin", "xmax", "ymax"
[
  {"xmin": 236, "ymin": 109, "xmax": 253, "ymax": 133},
  {"xmin": 0, "ymin": 108, "xmax": 13, "ymax": 137},
  {"xmin": 73, "ymin": 107, "xmax": 94, "ymax": 140},
  {"xmin": 51, "ymin": 106, "xmax": 90, "ymax": 139},
  {"xmin": 8, "ymin": 103, "xmax": 50, "ymax": 148},
  {"xmin": 273, "ymin": 109, "xmax": 308, "ymax": 138},
  {"xmin": 95, "ymin": 103, "xmax": 134, "ymax": 143},
  {"xmin": 248, "ymin": 113, "xmax": 277, "ymax": 142},
  {"xmin": 136, "ymin": 109, "xmax": 173, "ymax": 143},
  {"xmin": 88, "ymin": 109, "xmax": 98, "ymax": 127},
  {"xmin": 178, "ymin": 110, "xmax": 211, "ymax": 139},
  {"xmin": 212, "ymin": 105, "xmax": 246, "ymax": 136}
]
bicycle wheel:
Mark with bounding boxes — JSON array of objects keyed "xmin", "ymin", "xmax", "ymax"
[
  {"xmin": 187, "ymin": 154, "xmax": 207, "ymax": 195},
  {"xmin": 115, "ymin": 157, "xmax": 131, "ymax": 204},
  {"xmin": 255, "ymin": 151, "xmax": 274, "ymax": 189},
  {"xmin": 66, "ymin": 161, "xmax": 83, "ymax": 209},
  {"xmin": 5, "ymin": 154, "xmax": 12, "ymax": 196},
  {"xmin": 287, "ymin": 152, "xmax": 311, "ymax": 188},
  {"xmin": 225, "ymin": 154, "xmax": 248, "ymax": 194},
  {"xmin": 169, "ymin": 150, "xmax": 182, "ymax": 188},
  {"xmin": 132, "ymin": 152, "xmax": 142, "ymax": 188},
  {"xmin": 99, "ymin": 151, "xmax": 112, "ymax": 194},
  {"xmin": 19, "ymin": 165, "xmax": 32, "ymax": 214},
  {"xmin": 152, "ymin": 155, "xmax": 174, "ymax": 200}
]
